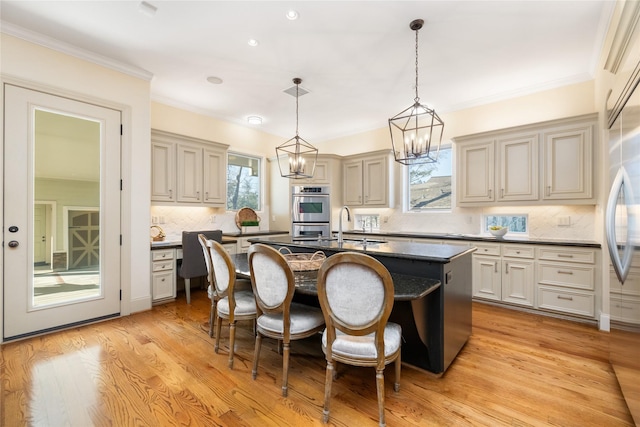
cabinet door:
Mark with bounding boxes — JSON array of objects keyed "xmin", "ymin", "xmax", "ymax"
[
  {"xmin": 203, "ymin": 147, "xmax": 225, "ymax": 206},
  {"xmin": 457, "ymin": 141, "xmax": 494, "ymax": 203},
  {"xmin": 472, "ymin": 255, "xmax": 501, "ymax": 300},
  {"xmin": 344, "ymin": 160, "xmax": 363, "ymax": 205},
  {"xmin": 152, "ymin": 270, "xmax": 176, "ymax": 301},
  {"xmin": 497, "ymin": 134, "xmax": 538, "ymax": 201},
  {"xmin": 542, "ymin": 124, "xmax": 593, "ymax": 200},
  {"xmin": 502, "ymin": 259, "xmax": 535, "ymax": 307},
  {"xmin": 363, "ymin": 156, "xmax": 387, "ymax": 206},
  {"xmin": 177, "ymin": 144, "xmax": 203, "ymax": 203},
  {"xmin": 151, "ymin": 141, "xmax": 175, "ymax": 202},
  {"xmin": 295, "ymin": 159, "xmax": 330, "ymax": 184}
]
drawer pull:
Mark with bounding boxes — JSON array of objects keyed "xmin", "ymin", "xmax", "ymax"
[
  {"xmin": 557, "ymin": 254, "xmax": 574, "ymax": 258},
  {"xmin": 494, "ymin": 262, "xmax": 498, "ymax": 273},
  {"xmin": 557, "ymin": 295, "xmax": 573, "ymax": 301},
  {"xmin": 161, "ymin": 278, "xmax": 165, "ymax": 282},
  {"xmin": 516, "ymin": 251, "xmax": 520, "ymax": 254},
  {"xmin": 615, "ymin": 304, "xmax": 633, "ymax": 310},
  {"xmin": 557, "ymin": 270, "xmax": 573, "ymax": 275}
]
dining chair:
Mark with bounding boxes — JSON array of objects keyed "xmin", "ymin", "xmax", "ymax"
[
  {"xmin": 247, "ymin": 243, "xmax": 325, "ymax": 397},
  {"xmin": 316, "ymin": 252, "xmax": 401, "ymax": 427},
  {"xmin": 198, "ymin": 234, "xmax": 257, "ymax": 369}
]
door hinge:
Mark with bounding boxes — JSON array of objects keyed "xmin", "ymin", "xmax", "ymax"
[
  {"xmin": 120, "ymin": 124, "xmax": 123, "ymax": 135},
  {"xmin": 120, "ymin": 290, "xmax": 122, "ymax": 300},
  {"xmin": 120, "ymin": 235, "xmax": 122, "ymax": 245},
  {"xmin": 120, "ymin": 179, "xmax": 123, "ymax": 191}
]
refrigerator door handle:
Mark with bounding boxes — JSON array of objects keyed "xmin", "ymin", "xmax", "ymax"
[{"xmin": 606, "ymin": 166, "xmax": 634, "ymax": 283}]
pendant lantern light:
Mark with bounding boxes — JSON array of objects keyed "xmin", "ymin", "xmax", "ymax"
[
  {"xmin": 276, "ymin": 78, "xmax": 318, "ymax": 179},
  {"xmin": 389, "ymin": 19, "xmax": 444, "ymax": 165}
]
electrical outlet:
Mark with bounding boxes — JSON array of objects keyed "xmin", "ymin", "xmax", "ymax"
[
  {"xmin": 159, "ymin": 216, "xmax": 165, "ymax": 224},
  {"xmin": 151, "ymin": 216, "xmax": 158, "ymax": 224},
  {"xmin": 558, "ymin": 216, "xmax": 571, "ymax": 226},
  {"xmin": 272, "ymin": 215, "xmax": 276, "ymax": 221},
  {"xmin": 210, "ymin": 215, "xmax": 216, "ymax": 223}
]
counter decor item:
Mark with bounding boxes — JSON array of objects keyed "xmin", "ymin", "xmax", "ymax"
[
  {"xmin": 235, "ymin": 207, "xmax": 260, "ymax": 231},
  {"xmin": 278, "ymin": 247, "xmax": 326, "ymax": 271},
  {"xmin": 150, "ymin": 225, "xmax": 166, "ymax": 241},
  {"xmin": 489, "ymin": 226, "xmax": 508, "ymax": 238}
]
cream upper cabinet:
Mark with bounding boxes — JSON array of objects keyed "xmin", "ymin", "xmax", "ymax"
[
  {"xmin": 292, "ymin": 157, "xmax": 330, "ymax": 184},
  {"xmin": 343, "ymin": 151, "xmax": 392, "ymax": 207},
  {"xmin": 542, "ymin": 122, "xmax": 594, "ymax": 201},
  {"xmin": 497, "ymin": 133, "xmax": 538, "ymax": 201},
  {"xmin": 151, "ymin": 129, "xmax": 229, "ymax": 207},
  {"xmin": 151, "ymin": 139, "xmax": 175, "ymax": 202},
  {"xmin": 454, "ymin": 114, "xmax": 596, "ymax": 206},
  {"xmin": 177, "ymin": 143, "xmax": 203, "ymax": 203},
  {"xmin": 457, "ymin": 141, "xmax": 495, "ymax": 203}
]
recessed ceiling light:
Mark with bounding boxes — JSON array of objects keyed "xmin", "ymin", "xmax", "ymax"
[
  {"xmin": 206, "ymin": 76, "xmax": 223, "ymax": 84},
  {"xmin": 138, "ymin": 1, "xmax": 157, "ymax": 17},
  {"xmin": 286, "ymin": 10, "xmax": 299, "ymax": 20},
  {"xmin": 247, "ymin": 39, "xmax": 259, "ymax": 47},
  {"xmin": 247, "ymin": 116, "xmax": 263, "ymax": 125}
]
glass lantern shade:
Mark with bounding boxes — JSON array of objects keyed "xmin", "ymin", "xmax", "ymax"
[
  {"xmin": 276, "ymin": 135, "xmax": 318, "ymax": 179},
  {"xmin": 389, "ymin": 101, "xmax": 444, "ymax": 165}
]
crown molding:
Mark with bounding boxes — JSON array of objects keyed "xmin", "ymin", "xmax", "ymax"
[{"xmin": 1, "ymin": 20, "xmax": 153, "ymax": 81}]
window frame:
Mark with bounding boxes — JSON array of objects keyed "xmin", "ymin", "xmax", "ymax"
[
  {"xmin": 483, "ymin": 214, "xmax": 529, "ymax": 235},
  {"xmin": 404, "ymin": 145, "xmax": 453, "ymax": 213},
  {"xmin": 226, "ymin": 151, "xmax": 263, "ymax": 212}
]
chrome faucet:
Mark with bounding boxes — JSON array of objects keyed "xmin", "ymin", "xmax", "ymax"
[{"xmin": 338, "ymin": 206, "xmax": 351, "ymax": 244}]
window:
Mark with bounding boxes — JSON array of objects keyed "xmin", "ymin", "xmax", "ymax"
[
  {"xmin": 227, "ymin": 153, "xmax": 261, "ymax": 211},
  {"xmin": 484, "ymin": 214, "xmax": 528, "ymax": 234},
  {"xmin": 407, "ymin": 147, "xmax": 452, "ymax": 211}
]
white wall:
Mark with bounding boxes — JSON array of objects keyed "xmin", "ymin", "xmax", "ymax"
[{"xmin": 1, "ymin": 34, "xmax": 152, "ymax": 326}]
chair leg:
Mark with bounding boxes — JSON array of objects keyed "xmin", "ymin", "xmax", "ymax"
[
  {"xmin": 185, "ymin": 278, "xmax": 191, "ymax": 304},
  {"xmin": 228, "ymin": 321, "xmax": 236, "ymax": 369},
  {"xmin": 282, "ymin": 341, "xmax": 290, "ymax": 397},
  {"xmin": 376, "ymin": 368, "xmax": 386, "ymax": 427},
  {"xmin": 208, "ymin": 300, "xmax": 217, "ymax": 338},
  {"xmin": 394, "ymin": 352, "xmax": 401, "ymax": 392},
  {"xmin": 252, "ymin": 334, "xmax": 262, "ymax": 380},
  {"xmin": 322, "ymin": 360, "xmax": 334, "ymax": 423},
  {"xmin": 214, "ymin": 316, "xmax": 223, "ymax": 353}
]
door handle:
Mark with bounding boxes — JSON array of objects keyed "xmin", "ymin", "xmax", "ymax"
[{"xmin": 8, "ymin": 240, "xmax": 19, "ymax": 248}]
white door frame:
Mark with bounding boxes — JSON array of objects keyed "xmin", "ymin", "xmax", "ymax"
[{"xmin": 34, "ymin": 201, "xmax": 56, "ymax": 267}]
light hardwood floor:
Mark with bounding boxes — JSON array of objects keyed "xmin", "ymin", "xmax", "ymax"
[{"xmin": 1, "ymin": 289, "xmax": 635, "ymax": 426}]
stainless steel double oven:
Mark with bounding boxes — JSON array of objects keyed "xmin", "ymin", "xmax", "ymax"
[{"xmin": 291, "ymin": 186, "xmax": 331, "ymax": 240}]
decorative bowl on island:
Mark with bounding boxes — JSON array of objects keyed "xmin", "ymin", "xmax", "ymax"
[{"xmin": 489, "ymin": 226, "xmax": 508, "ymax": 238}]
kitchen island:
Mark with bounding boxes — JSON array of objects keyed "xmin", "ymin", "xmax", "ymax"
[{"xmin": 247, "ymin": 236, "xmax": 476, "ymax": 375}]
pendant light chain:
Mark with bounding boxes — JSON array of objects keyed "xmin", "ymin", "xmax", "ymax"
[
  {"xmin": 415, "ymin": 26, "xmax": 420, "ymax": 104},
  {"xmin": 295, "ymin": 82, "xmax": 300, "ymax": 137}
]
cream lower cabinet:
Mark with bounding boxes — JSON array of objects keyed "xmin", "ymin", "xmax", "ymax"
[
  {"xmin": 472, "ymin": 243, "xmax": 535, "ymax": 307},
  {"xmin": 610, "ymin": 258, "xmax": 640, "ymax": 324},
  {"xmin": 151, "ymin": 248, "xmax": 176, "ymax": 303},
  {"xmin": 536, "ymin": 247, "xmax": 597, "ymax": 318}
]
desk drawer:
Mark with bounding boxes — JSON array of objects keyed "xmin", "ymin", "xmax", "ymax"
[
  {"xmin": 152, "ymin": 260, "xmax": 174, "ymax": 272},
  {"xmin": 538, "ymin": 262, "xmax": 594, "ymax": 290},
  {"xmin": 152, "ymin": 249, "xmax": 175, "ymax": 261},
  {"xmin": 537, "ymin": 286, "xmax": 594, "ymax": 317}
]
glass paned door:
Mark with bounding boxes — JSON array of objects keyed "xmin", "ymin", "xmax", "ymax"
[{"xmin": 3, "ymin": 84, "xmax": 121, "ymax": 339}]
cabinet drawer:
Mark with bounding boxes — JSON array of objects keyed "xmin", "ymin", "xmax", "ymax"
[
  {"xmin": 537, "ymin": 286, "xmax": 594, "ymax": 317},
  {"xmin": 610, "ymin": 294, "xmax": 640, "ymax": 324},
  {"xmin": 537, "ymin": 247, "xmax": 595, "ymax": 264},
  {"xmin": 152, "ymin": 260, "xmax": 174, "ymax": 272},
  {"xmin": 152, "ymin": 249, "xmax": 175, "ymax": 261},
  {"xmin": 537, "ymin": 262, "xmax": 594, "ymax": 290},
  {"xmin": 474, "ymin": 243, "xmax": 501, "ymax": 256},
  {"xmin": 610, "ymin": 266, "xmax": 640, "ymax": 296},
  {"xmin": 152, "ymin": 270, "xmax": 175, "ymax": 301},
  {"xmin": 503, "ymin": 245, "xmax": 535, "ymax": 259}
]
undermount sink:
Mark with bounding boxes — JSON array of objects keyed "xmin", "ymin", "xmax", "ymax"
[{"xmin": 342, "ymin": 238, "xmax": 387, "ymax": 244}]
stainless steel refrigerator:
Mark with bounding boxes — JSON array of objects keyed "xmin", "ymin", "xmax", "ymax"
[{"xmin": 606, "ymin": 56, "xmax": 640, "ymax": 425}]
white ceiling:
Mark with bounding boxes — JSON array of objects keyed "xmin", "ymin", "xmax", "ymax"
[{"xmin": 0, "ymin": 1, "xmax": 615, "ymax": 143}]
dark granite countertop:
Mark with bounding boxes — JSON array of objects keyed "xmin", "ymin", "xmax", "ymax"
[
  {"xmin": 232, "ymin": 253, "xmax": 440, "ymax": 301},
  {"xmin": 150, "ymin": 230, "xmax": 289, "ymax": 249},
  {"xmin": 335, "ymin": 230, "xmax": 601, "ymax": 248},
  {"xmin": 247, "ymin": 236, "xmax": 476, "ymax": 263}
]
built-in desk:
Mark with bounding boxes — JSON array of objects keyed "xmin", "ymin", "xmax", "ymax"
[{"xmin": 245, "ymin": 237, "xmax": 475, "ymax": 375}]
